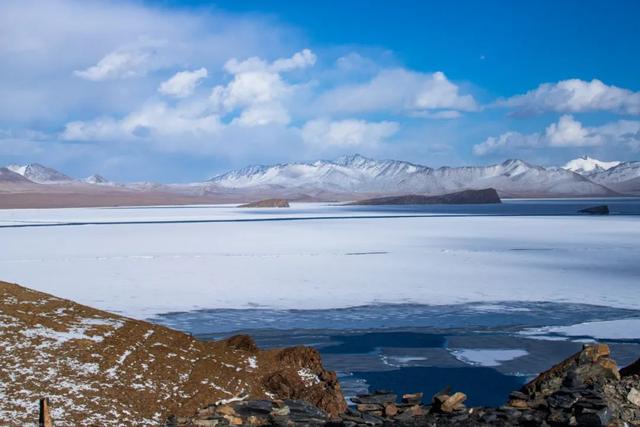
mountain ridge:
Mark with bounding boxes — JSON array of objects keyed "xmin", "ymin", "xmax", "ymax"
[{"xmin": 3, "ymin": 156, "xmax": 640, "ymax": 208}]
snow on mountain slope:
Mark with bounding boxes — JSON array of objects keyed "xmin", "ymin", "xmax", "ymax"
[
  {"xmin": 209, "ymin": 155, "xmax": 615, "ymax": 197},
  {"xmin": 563, "ymin": 156, "xmax": 621, "ymax": 174},
  {"xmin": 0, "ymin": 167, "xmax": 33, "ymax": 183},
  {"xmin": 6, "ymin": 163, "xmax": 72, "ymax": 183},
  {"xmin": 84, "ymin": 174, "xmax": 113, "ymax": 185},
  {"xmin": 586, "ymin": 161, "xmax": 640, "ymax": 194}
]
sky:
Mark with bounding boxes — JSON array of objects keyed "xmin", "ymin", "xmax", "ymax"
[{"xmin": 1, "ymin": 0, "xmax": 639, "ymax": 182}]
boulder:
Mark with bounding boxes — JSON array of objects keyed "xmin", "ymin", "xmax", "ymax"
[{"xmin": 579, "ymin": 205, "xmax": 609, "ymax": 215}]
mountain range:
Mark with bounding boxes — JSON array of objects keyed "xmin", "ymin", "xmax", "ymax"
[{"xmin": 1, "ymin": 155, "xmax": 639, "ymax": 208}]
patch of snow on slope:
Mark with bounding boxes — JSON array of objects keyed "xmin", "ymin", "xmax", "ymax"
[
  {"xmin": 563, "ymin": 156, "xmax": 621, "ymax": 174},
  {"xmin": 20, "ymin": 318, "xmax": 124, "ymax": 348},
  {"xmin": 298, "ymin": 368, "xmax": 321, "ymax": 387}
]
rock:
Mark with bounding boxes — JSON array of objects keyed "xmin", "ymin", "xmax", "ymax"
[
  {"xmin": 521, "ymin": 344, "xmax": 618, "ymax": 397},
  {"xmin": 440, "ymin": 392, "xmax": 467, "ymax": 413},
  {"xmin": 246, "ymin": 415, "xmax": 266, "ymax": 425},
  {"xmin": 628, "ymin": 388, "xmax": 640, "ymax": 407},
  {"xmin": 224, "ymin": 334, "xmax": 259, "ymax": 352},
  {"xmin": 215, "ymin": 405, "xmax": 236, "ymax": 416},
  {"xmin": 270, "ymin": 405, "xmax": 290, "ymax": 416},
  {"xmin": 349, "ymin": 188, "xmax": 502, "ymax": 206},
  {"xmin": 383, "ymin": 403, "xmax": 398, "ymax": 417},
  {"xmin": 361, "ymin": 412, "xmax": 385, "ymax": 426},
  {"xmin": 401, "ymin": 392, "xmax": 423, "ymax": 405},
  {"xmin": 579, "ymin": 205, "xmax": 609, "ymax": 215},
  {"xmin": 175, "ymin": 342, "xmax": 640, "ymax": 426},
  {"xmin": 575, "ymin": 407, "xmax": 612, "ymax": 426},
  {"xmin": 351, "ymin": 391, "xmax": 397, "ymax": 405},
  {"xmin": 620, "ymin": 356, "xmax": 640, "ymax": 377},
  {"xmin": 508, "ymin": 391, "xmax": 528, "ymax": 400},
  {"xmin": 355, "ymin": 403, "xmax": 383, "ymax": 413},
  {"xmin": 507, "ymin": 399, "xmax": 529, "ymax": 409},
  {"xmin": 235, "ymin": 400, "xmax": 273, "ymax": 416},
  {"xmin": 238, "ymin": 199, "xmax": 290, "ymax": 208},
  {"xmin": 224, "ymin": 414, "xmax": 244, "ymax": 425},
  {"xmin": 192, "ymin": 420, "xmax": 219, "ymax": 426}
]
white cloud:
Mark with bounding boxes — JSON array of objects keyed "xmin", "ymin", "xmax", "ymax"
[
  {"xmin": 499, "ymin": 79, "xmax": 640, "ymax": 115},
  {"xmin": 302, "ymin": 118, "xmax": 399, "ymax": 147},
  {"xmin": 0, "ymin": 0, "xmax": 296, "ymax": 125},
  {"xmin": 472, "ymin": 131, "xmax": 540, "ymax": 156},
  {"xmin": 545, "ymin": 114, "xmax": 601, "ymax": 147},
  {"xmin": 210, "ymin": 49, "xmax": 316, "ymax": 126},
  {"xmin": 159, "ymin": 68, "xmax": 208, "ymax": 98},
  {"xmin": 74, "ymin": 40, "xmax": 165, "ymax": 81},
  {"xmin": 271, "ymin": 48, "xmax": 316, "ymax": 72},
  {"xmin": 62, "ymin": 101, "xmax": 222, "ymax": 143},
  {"xmin": 473, "ymin": 115, "xmax": 640, "ymax": 155},
  {"xmin": 315, "ymin": 69, "xmax": 478, "ymax": 117}
]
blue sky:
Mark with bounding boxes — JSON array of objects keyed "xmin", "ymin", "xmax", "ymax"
[{"xmin": 1, "ymin": 0, "xmax": 639, "ymax": 182}]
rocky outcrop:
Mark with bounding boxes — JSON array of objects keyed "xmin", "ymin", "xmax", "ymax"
[
  {"xmin": 348, "ymin": 188, "xmax": 502, "ymax": 206},
  {"xmin": 579, "ymin": 205, "xmax": 610, "ymax": 215},
  {"xmin": 238, "ymin": 199, "xmax": 290, "ymax": 208},
  {"xmin": 178, "ymin": 344, "xmax": 640, "ymax": 426},
  {"xmin": 0, "ymin": 281, "xmax": 344, "ymax": 425}
]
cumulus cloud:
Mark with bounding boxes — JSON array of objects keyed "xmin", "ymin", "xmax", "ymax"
[
  {"xmin": 210, "ymin": 49, "xmax": 316, "ymax": 126},
  {"xmin": 159, "ymin": 68, "xmax": 208, "ymax": 98},
  {"xmin": 62, "ymin": 101, "xmax": 222, "ymax": 143},
  {"xmin": 302, "ymin": 118, "xmax": 399, "ymax": 147},
  {"xmin": 499, "ymin": 79, "xmax": 640, "ymax": 115},
  {"xmin": 315, "ymin": 69, "xmax": 478, "ymax": 117},
  {"xmin": 473, "ymin": 115, "xmax": 640, "ymax": 155},
  {"xmin": 62, "ymin": 50, "xmax": 319, "ymax": 149},
  {"xmin": 74, "ymin": 40, "xmax": 165, "ymax": 81}
]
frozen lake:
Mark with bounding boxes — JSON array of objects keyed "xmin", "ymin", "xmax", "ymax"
[
  {"xmin": 3, "ymin": 200, "xmax": 640, "ymax": 405},
  {"xmin": 1, "ymin": 201, "xmax": 640, "ymax": 318}
]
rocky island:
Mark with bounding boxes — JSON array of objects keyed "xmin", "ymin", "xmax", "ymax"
[
  {"xmin": 238, "ymin": 199, "xmax": 291, "ymax": 208},
  {"xmin": 348, "ymin": 188, "xmax": 502, "ymax": 206}
]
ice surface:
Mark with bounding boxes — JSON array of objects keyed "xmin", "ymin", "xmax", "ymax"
[
  {"xmin": 523, "ymin": 318, "xmax": 640, "ymax": 340},
  {"xmin": 0, "ymin": 204, "xmax": 639, "ymax": 319},
  {"xmin": 451, "ymin": 349, "xmax": 528, "ymax": 367}
]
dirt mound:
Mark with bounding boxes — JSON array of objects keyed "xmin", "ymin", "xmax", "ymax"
[
  {"xmin": 238, "ymin": 198, "xmax": 290, "ymax": 208},
  {"xmin": 0, "ymin": 281, "xmax": 345, "ymax": 425}
]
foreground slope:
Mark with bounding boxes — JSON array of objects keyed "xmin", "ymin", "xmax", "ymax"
[{"xmin": 0, "ymin": 281, "xmax": 345, "ymax": 425}]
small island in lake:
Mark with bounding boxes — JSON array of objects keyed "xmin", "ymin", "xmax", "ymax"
[{"xmin": 348, "ymin": 188, "xmax": 502, "ymax": 206}]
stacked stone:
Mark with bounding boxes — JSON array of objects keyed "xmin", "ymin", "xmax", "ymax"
[{"xmin": 169, "ymin": 344, "xmax": 640, "ymax": 426}]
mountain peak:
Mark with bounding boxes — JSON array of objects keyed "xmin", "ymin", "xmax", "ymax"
[
  {"xmin": 563, "ymin": 156, "xmax": 621, "ymax": 174},
  {"xmin": 85, "ymin": 174, "xmax": 109, "ymax": 184},
  {"xmin": 333, "ymin": 154, "xmax": 373, "ymax": 166},
  {"xmin": 6, "ymin": 163, "xmax": 72, "ymax": 183}
]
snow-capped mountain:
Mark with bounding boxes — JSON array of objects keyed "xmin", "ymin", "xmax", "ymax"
[
  {"xmin": 209, "ymin": 154, "xmax": 616, "ymax": 197},
  {"xmin": 561, "ymin": 156, "xmax": 640, "ymax": 194},
  {"xmin": 563, "ymin": 156, "xmax": 621, "ymax": 174},
  {"xmin": 0, "ymin": 167, "xmax": 32, "ymax": 183},
  {"xmin": 84, "ymin": 174, "xmax": 112, "ymax": 185},
  {"xmin": 585, "ymin": 161, "xmax": 640, "ymax": 194},
  {"xmin": 6, "ymin": 163, "xmax": 72, "ymax": 184}
]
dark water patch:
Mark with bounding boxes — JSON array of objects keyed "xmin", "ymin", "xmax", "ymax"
[
  {"xmin": 356, "ymin": 366, "xmax": 526, "ymax": 407},
  {"xmin": 320, "ymin": 332, "xmax": 445, "ymax": 354},
  {"xmin": 151, "ymin": 301, "xmax": 640, "ymax": 335}
]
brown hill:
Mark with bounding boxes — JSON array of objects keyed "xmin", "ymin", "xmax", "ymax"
[
  {"xmin": 348, "ymin": 188, "xmax": 502, "ymax": 206},
  {"xmin": 0, "ymin": 281, "xmax": 345, "ymax": 425},
  {"xmin": 239, "ymin": 198, "xmax": 290, "ymax": 208}
]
